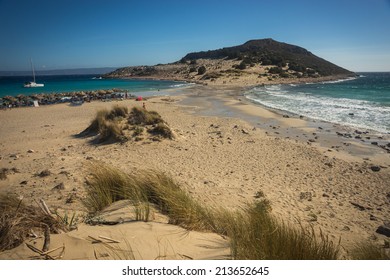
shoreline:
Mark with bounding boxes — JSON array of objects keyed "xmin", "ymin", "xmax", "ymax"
[
  {"xmin": 1, "ymin": 83, "xmax": 389, "ymax": 259},
  {"xmin": 178, "ymin": 84, "xmax": 390, "ymax": 163}
]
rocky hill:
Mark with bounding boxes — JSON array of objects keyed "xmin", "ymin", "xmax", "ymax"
[{"xmin": 106, "ymin": 39, "xmax": 354, "ymax": 86}]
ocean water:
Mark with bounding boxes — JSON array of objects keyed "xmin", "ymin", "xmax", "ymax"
[
  {"xmin": 245, "ymin": 72, "xmax": 390, "ymax": 134},
  {"xmin": 0, "ymin": 75, "xmax": 190, "ymax": 98}
]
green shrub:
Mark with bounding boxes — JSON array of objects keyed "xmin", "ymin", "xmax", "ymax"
[
  {"xmin": 268, "ymin": 67, "xmax": 284, "ymax": 74},
  {"xmin": 197, "ymin": 66, "xmax": 206, "ymax": 75}
]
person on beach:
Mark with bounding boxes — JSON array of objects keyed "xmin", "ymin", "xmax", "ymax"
[{"xmin": 143, "ymin": 102, "xmax": 146, "ymax": 110}]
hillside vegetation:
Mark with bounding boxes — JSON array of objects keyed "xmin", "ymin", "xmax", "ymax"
[{"xmin": 106, "ymin": 38, "xmax": 354, "ymax": 85}]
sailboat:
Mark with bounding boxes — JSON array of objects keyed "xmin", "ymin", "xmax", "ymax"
[{"xmin": 24, "ymin": 59, "xmax": 44, "ymax": 88}]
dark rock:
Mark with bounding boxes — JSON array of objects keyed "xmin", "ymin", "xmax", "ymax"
[
  {"xmin": 350, "ymin": 201, "xmax": 366, "ymax": 211},
  {"xmin": 37, "ymin": 169, "xmax": 51, "ymax": 177},
  {"xmin": 20, "ymin": 180, "xmax": 28, "ymax": 185},
  {"xmin": 371, "ymin": 141, "xmax": 378, "ymax": 145},
  {"xmin": 376, "ymin": 222, "xmax": 390, "ymax": 237},
  {"xmin": 241, "ymin": 129, "xmax": 249, "ymax": 134},
  {"xmin": 370, "ymin": 166, "xmax": 381, "ymax": 172},
  {"xmin": 282, "ymin": 114, "xmax": 290, "ymax": 118},
  {"xmin": 348, "ymin": 113, "xmax": 354, "ymax": 116},
  {"xmin": 369, "ymin": 214, "xmax": 377, "ymax": 221},
  {"xmin": 52, "ymin": 182, "xmax": 65, "ymax": 191}
]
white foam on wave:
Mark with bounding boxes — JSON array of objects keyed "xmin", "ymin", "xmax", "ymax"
[
  {"xmin": 320, "ymin": 76, "xmax": 358, "ymax": 84},
  {"xmin": 169, "ymin": 82, "xmax": 195, "ymax": 88},
  {"xmin": 246, "ymin": 86, "xmax": 390, "ymax": 133}
]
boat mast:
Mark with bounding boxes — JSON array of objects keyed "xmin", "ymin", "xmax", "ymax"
[{"xmin": 30, "ymin": 58, "xmax": 36, "ymax": 83}]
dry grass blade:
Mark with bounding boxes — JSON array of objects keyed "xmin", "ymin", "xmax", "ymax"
[
  {"xmin": 84, "ymin": 161, "xmax": 147, "ymax": 214},
  {"xmin": 0, "ymin": 194, "xmax": 67, "ymax": 252}
]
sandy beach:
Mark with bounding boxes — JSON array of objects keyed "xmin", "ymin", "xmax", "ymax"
[{"xmin": 0, "ymin": 84, "xmax": 389, "ymax": 260}]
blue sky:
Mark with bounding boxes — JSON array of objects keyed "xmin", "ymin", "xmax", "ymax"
[{"xmin": 1, "ymin": 0, "xmax": 389, "ymax": 72}]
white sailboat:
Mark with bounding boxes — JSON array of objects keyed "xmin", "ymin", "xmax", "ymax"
[{"xmin": 24, "ymin": 59, "xmax": 44, "ymax": 88}]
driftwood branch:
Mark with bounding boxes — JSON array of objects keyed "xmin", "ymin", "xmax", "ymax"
[
  {"xmin": 42, "ymin": 223, "xmax": 50, "ymax": 252},
  {"xmin": 26, "ymin": 243, "xmax": 54, "ymax": 260}
]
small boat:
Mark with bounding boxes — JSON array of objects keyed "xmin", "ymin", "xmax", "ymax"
[{"xmin": 24, "ymin": 59, "xmax": 44, "ymax": 88}]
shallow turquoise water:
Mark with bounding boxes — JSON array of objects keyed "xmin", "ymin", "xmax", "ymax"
[{"xmin": 0, "ymin": 75, "xmax": 189, "ymax": 97}]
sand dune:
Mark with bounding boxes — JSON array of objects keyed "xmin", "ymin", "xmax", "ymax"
[{"xmin": 0, "ymin": 86, "xmax": 389, "ymax": 259}]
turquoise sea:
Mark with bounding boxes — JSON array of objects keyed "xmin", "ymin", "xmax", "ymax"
[
  {"xmin": 245, "ymin": 72, "xmax": 390, "ymax": 134},
  {"xmin": 0, "ymin": 75, "xmax": 189, "ymax": 98},
  {"xmin": 1, "ymin": 73, "xmax": 389, "ymax": 134}
]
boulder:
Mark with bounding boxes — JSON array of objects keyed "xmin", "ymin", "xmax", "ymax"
[{"xmin": 370, "ymin": 166, "xmax": 381, "ymax": 172}]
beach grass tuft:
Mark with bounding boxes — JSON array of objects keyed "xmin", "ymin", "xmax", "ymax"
[
  {"xmin": 84, "ymin": 162, "xmax": 340, "ymax": 259},
  {"xmin": 83, "ymin": 162, "xmax": 147, "ymax": 214},
  {"xmin": 78, "ymin": 109, "xmax": 110, "ymax": 137},
  {"xmin": 226, "ymin": 201, "xmax": 339, "ymax": 259},
  {"xmin": 148, "ymin": 123, "xmax": 175, "ymax": 140},
  {"xmin": 128, "ymin": 107, "xmax": 164, "ymax": 126},
  {"xmin": 78, "ymin": 105, "xmax": 174, "ymax": 144},
  {"xmin": 97, "ymin": 120, "xmax": 126, "ymax": 144},
  {"xmin": 107, "ymin": 105, "xmax": 129, "ymax": 120},
  {"xmin": 350, "ymin": 241, "xmax": 390, "ymax": 260},
  {"xmin": 0, "ymin": 194, "xmax": 67, "ymax": 252},
  {"xmin": 84, "ymin": 162, "xmax": 213, "ymax": 230}
]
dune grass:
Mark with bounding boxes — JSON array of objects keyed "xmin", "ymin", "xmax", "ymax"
[
  {"xmin": 149, "ymin": 123, "xmax": 175, "ymax": 140},
  {"xmin": 227, "ymin": 202, "xmax": 339, "ymax": 259},
  {"xmin": 78, "ymin": 109, "xmax": 110, "ymax": 137},
  {"xmin": 84, "ymin": 162, "xmax": 340, "ymax": 259},
  {"xmin": 78, "ymin": 105, "xmax": 174, "ymax": 144},
  {"xmin": 128, "ymin": 107, "xmax": 164, "ymax": 126},
  {"xmin": 84, "ymin": 162, "xmax": 215, "ymax": 230},
  {"xmin": 0, "ymin": 194, "xmax": 67, "ymax": 252},
  {"xmin": 83, "ymin": 162, "xmax": 147, "ymax": 213},
  {"xmin": 350, "ymin": 241, "xmax": 390, "ymax": 260}
]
